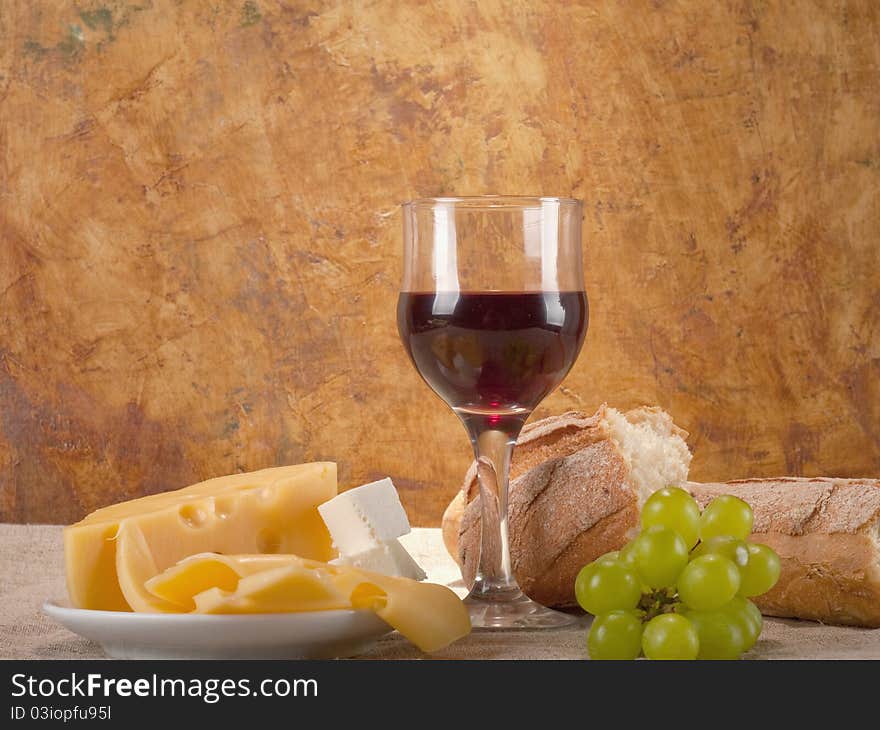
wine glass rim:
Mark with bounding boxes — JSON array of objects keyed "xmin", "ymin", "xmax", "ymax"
[{"xmin": 403, "ymin": 195, "xmax": 582, "ymax": 209}]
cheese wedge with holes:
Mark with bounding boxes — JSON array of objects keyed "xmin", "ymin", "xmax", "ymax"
[
  {"xmin": 145, "ymin": 553, "xmax": 471, "ymax": 653},
  {"xmin": 64, "ymin": 463, "xmax": 337, "ymax": 611}
]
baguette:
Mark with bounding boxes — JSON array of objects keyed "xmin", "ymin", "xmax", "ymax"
[
  {"xmin": 689, "ymin": 478, "xmax": 880, "ymax": 628},
  {"xmin": 450, "ymin": 405, "xmax": 692, "ymax": 607}
]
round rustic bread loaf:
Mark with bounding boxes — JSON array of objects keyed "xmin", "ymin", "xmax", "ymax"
[
  {"xmin": 441, "ymin": 409, "xmax": 611, "ymax": 559},
  {"xmin": 447, "ymin": 405, "xmax": 692, "ymax": 607}
]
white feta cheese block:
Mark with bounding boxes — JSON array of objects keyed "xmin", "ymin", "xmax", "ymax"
[
  {"xmin": 330, "ymin": 539, "xmax": 427, "ymax": 581},
  {"xmin": 317, "ymin": 477, "xmax": 411, "ymax": 555}
]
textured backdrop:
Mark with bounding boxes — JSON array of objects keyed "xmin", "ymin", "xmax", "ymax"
[{"xmin": 1, "ymin": 0, "xmax": 878, "ymax": 525}]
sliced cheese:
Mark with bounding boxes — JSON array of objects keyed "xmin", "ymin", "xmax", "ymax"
[
  {"xmin": 65, "ymin": 463, "xmax": 337, "ymax": 611},
  {"xmin": 194, "ymin": 565, "xmax": 356, "ymax": 614},
  {"xmin": 144, "ymin": 554, "xmax": 295, "ymax": 610},
  {"xmin": 146, "ymin": 553, "xmax": 471, "ymax": 653}
]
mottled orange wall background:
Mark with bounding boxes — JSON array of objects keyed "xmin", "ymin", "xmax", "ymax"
[{"xmin": 1, "ymin": 1, "xmax": 878, "ymax": 525}]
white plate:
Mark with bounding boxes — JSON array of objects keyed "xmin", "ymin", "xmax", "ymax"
[{"xmin": 43, "ymin": 600, "xmax": 392, "ymax": 659}]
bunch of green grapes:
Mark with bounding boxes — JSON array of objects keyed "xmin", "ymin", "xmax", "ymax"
[{"xmin": 575, "ymin": 488, "xmax": 781, "ymax": 660}]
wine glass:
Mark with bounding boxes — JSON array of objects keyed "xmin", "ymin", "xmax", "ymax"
[{"xmin": 397, "ymin": 196, "xmax": 588, "ymax": 629}]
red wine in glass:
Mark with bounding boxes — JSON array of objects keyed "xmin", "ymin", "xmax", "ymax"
[
  {"xmin": 399, "ymin": 196, "xmax": 587, "ymax": 629},
  {"xmin": 397, "ymin": 290, "xmax": 588, "ymax": 436}
]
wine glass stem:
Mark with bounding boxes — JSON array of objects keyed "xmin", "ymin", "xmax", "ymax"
[
  {"xmin": 465, "ymin": 422, "xmax": 523, "ymax": 596},
  {"xmin": 458, "ymin": 415, "xmax": 580, "ymax": 629}
]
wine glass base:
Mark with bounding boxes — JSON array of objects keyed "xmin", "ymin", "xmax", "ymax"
[{"xmin": 464, "ymin": 589, "xmax": 580, "ymax": 630}]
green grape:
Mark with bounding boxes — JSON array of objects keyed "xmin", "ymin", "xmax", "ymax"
[
  {"xmin": 700, "ymin": 495, "xmax": 754, "ymax": 541},
  {"xmin": 737, "ymin": 543, "xmax": 781, "ymax": 597},
  {"xmin": 744, "ymin": 599, "xmax": 763, "ymax": 630},
  {"xmin": 641, "ymin": 614, "xmax": 699, "ymax": 660},
  {"xmin": 742, "ymin": 599, "xmax": 764, "ymax": 646},
  {"xmin": 723, "ymin": 596, "xmax": 762, "ymax": 650},
  {"xmin": 587, "ymin": 610, "xmax": 643, "ymax": 660},
  {"xmin": 575, "ymin": 563, "xmax": 597, "ymax": 605},
  {"xmin": 632, "ymin": 526, "xmax": 689, "ymax": 588},
  {"xmin": 641, "ymin": 487, "xmax": 701, "ymax": 548},
  {"xmin": 574, "ymin": 560, "xmax": 641, "ymax": 615},
  {"xmin": 618, "ymin": 540, "xmax": 638, "ymax": 568},
  {"xmin": 686, "ymin": 609, "xmax": 745, "ymax": 659},
  {"xmin": 678, "ymin": 554, "xmax": 741, "ymax": 610},
  {"xmin": 594, "ymin": 551, "xmax": 620, "ymax": 566},
  {"xmin": 691, "ymin": 535, "xmax": 749, "ymax": 567}
]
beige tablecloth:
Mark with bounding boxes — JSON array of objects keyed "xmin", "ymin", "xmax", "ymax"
[{"xmin": 2, "ymin": 523, "xmax": 879, "ymax": 660}]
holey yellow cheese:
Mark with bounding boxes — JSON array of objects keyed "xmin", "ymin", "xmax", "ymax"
[
  {"xmin": 146, "ymin": 553, "xmax": 471, "ymax": 653},
  {"xmin": 64, "ymin": 464, "xmax": 337, "ymax": 611}
]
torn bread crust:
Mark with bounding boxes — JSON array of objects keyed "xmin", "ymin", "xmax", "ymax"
[
  {"xmin": 443, "ymin": 404, "xmax": 691, "ymax": 560},
  {"xmin": 462, "ymin": 409, "xmax": 608, "ymax": 502},
  {"xmin": 689, "ymin": 478, "xmax": 880, "ymax": 628},
  {"xmin": 451, "ymin": 405, "xmax": 692, "ymax": 607}
]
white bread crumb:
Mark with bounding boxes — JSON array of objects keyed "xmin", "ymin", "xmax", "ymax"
[{"xmin": 603, "ymin": 406, "xmax": 692, "ymax": 507}]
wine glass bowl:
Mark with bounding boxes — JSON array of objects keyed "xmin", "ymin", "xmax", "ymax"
[{"xmin": 397, "ymin": 196, "xmax": 588, "ymax": 629}]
